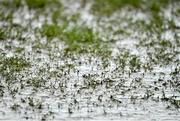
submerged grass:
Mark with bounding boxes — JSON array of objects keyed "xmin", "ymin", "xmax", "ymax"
[
  {"xmin": 0, "ymin": 56, "xmax": 31, "ymax": 73},
  {"xmin": 26, "ymin": 78, "xmax": 45, "ymax": 89},
  {"xmin": 0, "ymin": 56, "xmax": 31, "ymax": 84},
  {"xmin": 116, "ymin": 51, "xmax": 141, "ymax": 72}
]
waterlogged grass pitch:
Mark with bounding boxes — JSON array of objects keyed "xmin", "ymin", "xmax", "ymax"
[{"xmin": 0, "ymin": 0, "xmax": 180, "ymax": 121}]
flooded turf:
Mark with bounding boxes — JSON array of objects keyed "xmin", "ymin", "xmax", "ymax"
[{"xmin": 0, "ymin": 0, "xmax": 180, "ymax": 121}]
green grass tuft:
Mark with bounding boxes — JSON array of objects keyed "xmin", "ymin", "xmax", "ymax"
[
  {"xmin": 62, "ymin": 26, "xmax": 111, "ymax": 55},
  {"xmin": 0, "ymin": 28, "xmax": 7, "ymax": 40},
  {"xmin": 26, "ymin": 0, "xmax": 60, "ymax": 9},
  {"xmin": 42, "ymin": 24, "xmax": 98, "ymax": 45},
  {"xmin": 129, "ymin": 55, "xmax": 141, "ymax": 72},
  {"xmin": 41, "ymin": 24, "xmax": 111, "ymax": 56},
  {"xmin": 0, "ymin": 0, "xmax": 22, "ymax": 8},
  {"xmin": 41, "ymin": 24, "xmax": 65, "ymax": 39},
  {"xmin": 91, "ymin": 0, "xmax": 141, "ymax": 15},
  {"xmin": 91, "ymin": 0, "xmax": 173, "ymax": 16},
  {"xmin": 63, "ymin": 26, "xmax": 98, "ymax": 45}
]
